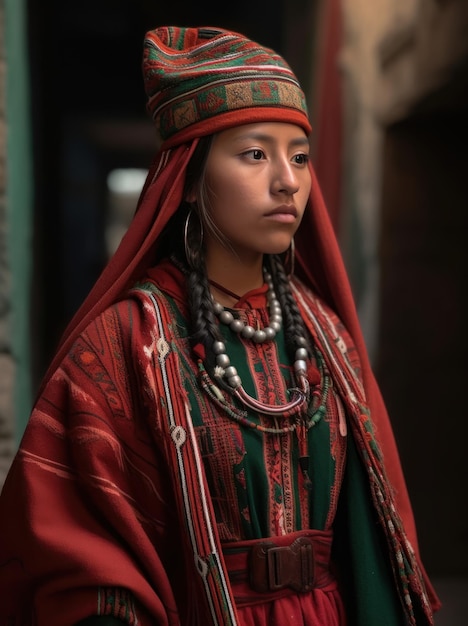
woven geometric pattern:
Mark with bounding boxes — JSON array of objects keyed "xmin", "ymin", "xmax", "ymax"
[{"xmin": 143, "ymin": 26, "xmax": 309, "ymax": 144}]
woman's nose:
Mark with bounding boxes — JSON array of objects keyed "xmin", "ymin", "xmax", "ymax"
[{"xmin": 271, "ymin": 160, "xmax": 300, "ymax": 195}]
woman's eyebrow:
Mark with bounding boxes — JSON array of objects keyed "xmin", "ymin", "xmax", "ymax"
[{"xmin": 233, "ymin": 133, "xmax": 310, "ymax": 147}]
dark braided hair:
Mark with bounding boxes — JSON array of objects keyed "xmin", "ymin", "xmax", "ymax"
[
  {"xmin": 185, "ymin": 240, "xmax": 223, "ymax": 371},
  {"xmin": 268, "ymin": 253, "xmax": 312, "ymax": 360},
  {"xmin": 181, "ymin": 135, "xmax": 224, "ymax": 370}
]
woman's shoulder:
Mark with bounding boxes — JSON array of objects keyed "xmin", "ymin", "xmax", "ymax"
[
  {"xmin": 65, "ymin": 283, "xmax": 176, "ymax": 371},
  {"xmin": 96, "ymin": 279, "xmax": 175, "ymax": 330},
  {"xmin": 291, "ymin": 275, "xmax": 340, "ymax": 323},
  {"xmin": 292, "ymin": 275, "xmax": 354, "ymax": 341},
  {"xmin": 291, "ymin": 275, "xmax": 362, "ymax": 379}
]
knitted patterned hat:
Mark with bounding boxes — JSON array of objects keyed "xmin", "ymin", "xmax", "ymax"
[{"xmin": 143, "ymin": 26, "xmax": 311, "ymax": 148}]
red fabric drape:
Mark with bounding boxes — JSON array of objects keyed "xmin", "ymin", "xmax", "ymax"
[{"xmin": 312, "ymin": 0, "xmax": 343, "ymax": 233}]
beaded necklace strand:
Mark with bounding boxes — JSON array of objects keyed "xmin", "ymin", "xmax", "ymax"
[
  {"xmin": 198, "ymin": 351, "xmax": 330, "ymax": 489},
  {"xmin": 198, "ymin": 353, "xmax": 330, "ymax": 433}
]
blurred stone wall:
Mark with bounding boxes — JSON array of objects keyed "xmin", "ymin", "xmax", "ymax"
[
  {"xmin": 340, "ymin": 2, "xmax": 468, "ymax": 614},
  {"xmin": 340, "ymin": 0, "xmax": 468, "ymax": 354},
  {"xmin": 0, "ymin": 1, "xmax": 15, "ymax": 488}
]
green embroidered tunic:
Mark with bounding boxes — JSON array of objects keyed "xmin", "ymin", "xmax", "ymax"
[{"xmin": 164, "ymin": 284, "xmax": 347, "ymax": 540}]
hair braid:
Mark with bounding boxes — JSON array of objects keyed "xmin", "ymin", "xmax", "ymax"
[
  {"xmin": 269, "ymin": 254, "xmax": 311, "ymax": 359},
  {"xmin": 185, "ymin": 249, "xmax": 222, "ymax": 371}
]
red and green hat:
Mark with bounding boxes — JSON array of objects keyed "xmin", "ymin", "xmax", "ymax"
[{"xmin": 143, "ymin": 26, "xmax": 311, "ymax": 148}]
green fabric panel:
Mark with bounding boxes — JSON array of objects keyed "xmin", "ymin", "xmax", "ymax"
[{"xmin": 333, "ymin": 434, "xmax": 406, "ymax": 625}]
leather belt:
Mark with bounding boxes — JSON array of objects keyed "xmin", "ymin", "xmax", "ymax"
[
  {"xmin": 249, "ymin": 536, "xmax": 315, "ymax": 593},
  {"xmin": 223, "ymin": 529, "xmax": 335, "ymax": 601}
]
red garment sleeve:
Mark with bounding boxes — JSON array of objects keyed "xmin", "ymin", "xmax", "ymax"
[{"xmin": 0, "ymin": 299, "xmax": 185, "ymax": 626}]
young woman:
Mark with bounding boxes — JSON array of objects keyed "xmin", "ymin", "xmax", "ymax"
[{"xmin": 0, "ymin": 26, "xmax": 440, "ymax": 626}]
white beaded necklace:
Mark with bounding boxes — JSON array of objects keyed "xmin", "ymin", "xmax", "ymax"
[
  {"xmin": 212, "ymin": 271, "xmax": 282, "ymax": 343},
  {"xmin": 211, "ymin": 270, "xmax": 310, "ymax": 417}
]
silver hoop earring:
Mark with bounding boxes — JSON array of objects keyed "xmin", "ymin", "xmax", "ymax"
[
  {"xmin": 184, "ymin": 208, "xmax": 204, "ymax": 270},
  {"xmin": 283, "ymin": 237, "xmax": 295, "ymax": 278}
]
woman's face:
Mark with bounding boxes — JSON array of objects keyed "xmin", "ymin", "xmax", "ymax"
[{"xmin": 199, "ymin": 122, "xmax": 311, "ymax": 265}]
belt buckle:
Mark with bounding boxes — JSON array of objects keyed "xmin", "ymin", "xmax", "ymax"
[{"xmin": 249, "ymin": 537, "xmax": 315, "ymax": 593}]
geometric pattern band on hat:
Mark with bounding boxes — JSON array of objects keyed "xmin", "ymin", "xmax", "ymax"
[{"xmin": 143, "ymin": 26, "xmax": 311, "ymax": 147}]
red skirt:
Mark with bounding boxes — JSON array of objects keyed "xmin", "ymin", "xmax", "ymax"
[{"xmin": 222, "ymin": 529, "xmax": 346, "ymax": 626}]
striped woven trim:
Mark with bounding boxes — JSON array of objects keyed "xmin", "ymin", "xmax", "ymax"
[
  {"xmin": 150, "ymin": 75, "xmax": 306, "ymax": 137},
  {"xmin": 143, "ymin": 286, "xmax": 238, "ymax": 626}
]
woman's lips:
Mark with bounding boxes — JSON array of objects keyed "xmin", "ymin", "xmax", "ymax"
[{"xmin": 264, "ymin": 204, "xmax": 298, "ymax": 222}]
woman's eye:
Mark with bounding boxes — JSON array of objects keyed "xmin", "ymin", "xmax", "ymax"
[
  {"xmin": 293, "ymin": 154, "xmax": 309, "ymax": 165},
  {"xmin": 244, "ymin": 149, "xmax": 265, "ymax": 160}
]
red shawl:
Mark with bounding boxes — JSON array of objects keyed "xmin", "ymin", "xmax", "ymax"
[{"xmin": 0, "ymin": 139, "xmax": 441, "ymax": 622}]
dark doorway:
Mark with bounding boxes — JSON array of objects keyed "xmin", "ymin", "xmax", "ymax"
[
  {"xmin": 377, "ymin": 69, "xmax": 468, "ymax": 577},
  {"xmin": 27, "ymin": 0, "xmax": 300, "ymax": 387}
]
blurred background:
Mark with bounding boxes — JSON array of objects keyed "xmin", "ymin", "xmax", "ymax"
[{"xmin": 0, "ymin": 0, "xmax": 467, "ymax": 622}]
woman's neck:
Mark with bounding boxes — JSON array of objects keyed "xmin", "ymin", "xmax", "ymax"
[{"xmin": 205, "ymin": 249, "xmax": 265, "ymax": 305}]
